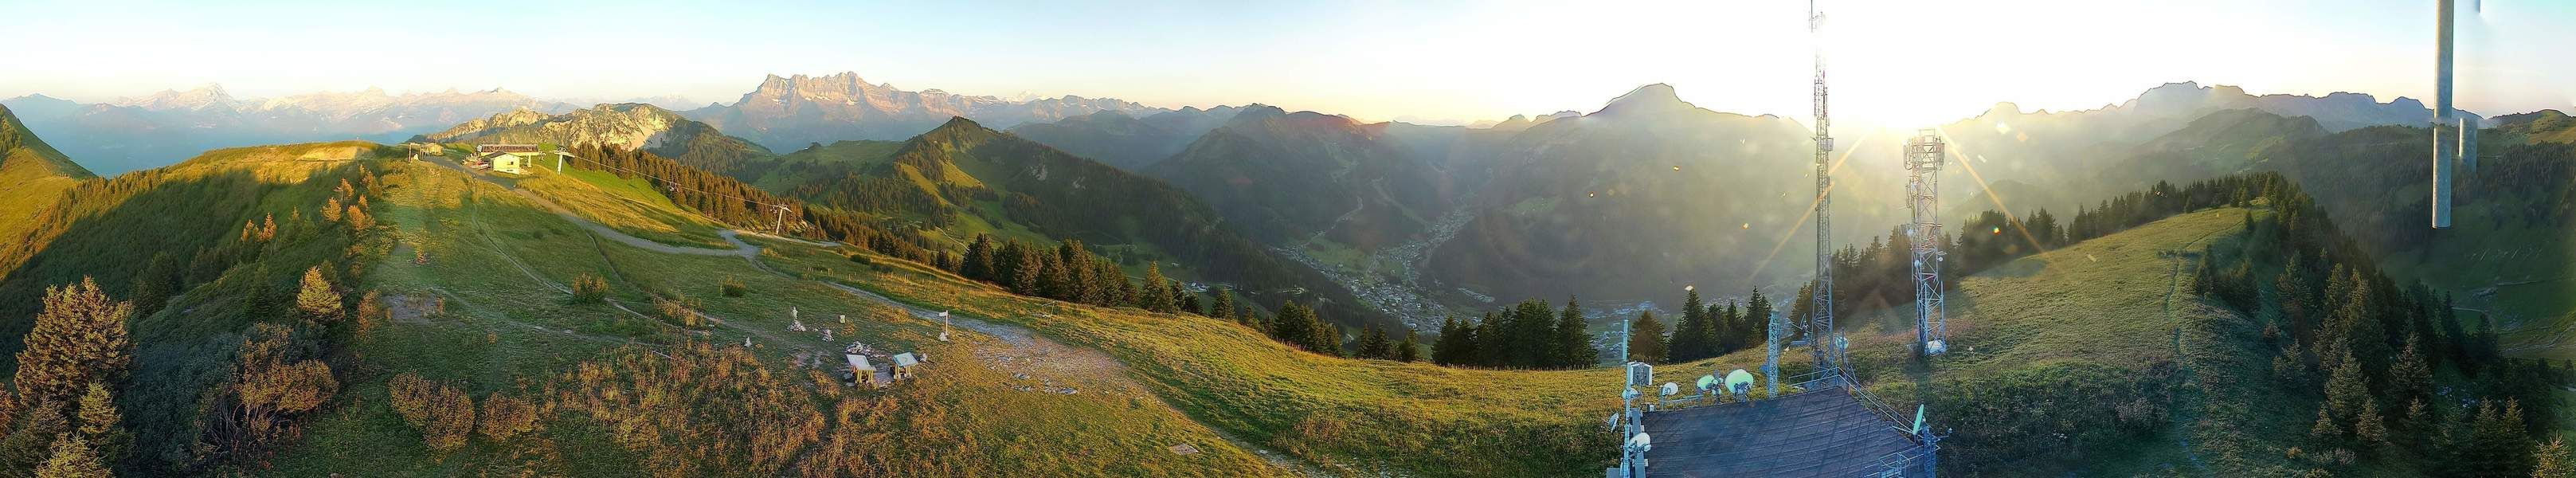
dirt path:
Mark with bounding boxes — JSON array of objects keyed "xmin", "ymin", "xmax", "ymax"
[{"xmin": 2159, "ymin": 229, "xmax": 2222, "ymax": 474}]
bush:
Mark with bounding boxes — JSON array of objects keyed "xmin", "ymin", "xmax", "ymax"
[
  {"xmin": 478, "ymin": 393, "xmax": 538, "ymax": 441},
  {"xmin": 387, "ymin": 373, "xmax": 476, "ymax": 454},
  {"xmin": 354, "ymin": 290, "xmax": 386, "ymax": 334},
  {"xmin": 656, "ymin": 296, "xmax": 704, "ymax": 328},
  {"xmin": 720, "ymin": 276, "xmax": 748, "ymax": 297},
  {"xmin": 571, "ymin": 273, "xmax": 609, "ymax": 304}
]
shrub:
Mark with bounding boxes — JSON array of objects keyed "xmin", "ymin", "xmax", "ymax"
[
  {"xmin": 571, "ymin": 273, "xmax": 609, "ymax": 304},
  {"xmin": 478, "ymin": 393, "xmax": 538, "ymax": 441},
  {"xmin": 720, "ymin": 276, "xmax": 748, "ymax": 297},
  {"xmin": 388, "ymin": 373, "xmax": 476, "ymax": 453},
  {"xmin": 354, "ymin": 290, "xmax": 386, "ymax": 334},
  {"xmin": 656, "ymin": 296, "xmax": 704, "ymax": 328}
]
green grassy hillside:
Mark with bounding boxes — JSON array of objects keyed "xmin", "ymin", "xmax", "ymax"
[
  {"xmin": 0, "ymin": 104, "xmax": 95, "ymax": 241},
  {"xmin": 0, "ymin": 145, "xmax": 1640, "ymax": 476}
]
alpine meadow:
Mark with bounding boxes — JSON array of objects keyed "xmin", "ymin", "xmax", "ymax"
[{"xmin": 0, "ymin": 0, "xmax": 2570, "ymax": 476}]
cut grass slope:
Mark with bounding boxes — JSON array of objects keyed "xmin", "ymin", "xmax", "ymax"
[{"xmin": 515, "ymin": 166, "xmax": 734, "ymax": 249}]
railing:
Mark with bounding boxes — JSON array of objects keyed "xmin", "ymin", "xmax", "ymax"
[
  {"xmin": 1865, "ymin": 441, "xmax": 1940, "ymax": 477},
  {"xmin": 1843, "ymin": 381, "xmax": 1914, "ymax": 437}
]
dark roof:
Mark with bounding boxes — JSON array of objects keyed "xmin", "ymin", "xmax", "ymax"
[
  {"xmin": 1641, "ymin": 386, "xmax": 1925, "ymax": 477},
  {"xmin": 476, "ymin": 144, "xmax": 541, "ymax": 153}
]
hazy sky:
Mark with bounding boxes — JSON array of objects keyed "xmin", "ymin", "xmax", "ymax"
[{"xmin": 2, "ymin": 0, "xmax": 2567, "ymax": 127}]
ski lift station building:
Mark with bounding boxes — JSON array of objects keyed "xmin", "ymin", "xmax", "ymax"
[{"xmin": 474, "ymin": 144, "xmax": 543, "ymax": 174}]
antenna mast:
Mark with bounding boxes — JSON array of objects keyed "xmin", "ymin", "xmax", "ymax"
[
  {"xmin": 1905, "ymin": 131, "xmax": 1949, "ymax": 355},
  {"xmin": 1807, "ymin": 0, "xmax": 1843, "ymax": 378},
  {"xmin": 2431, "ymin": 0, "xmax": 2458, "ymax": 229}
]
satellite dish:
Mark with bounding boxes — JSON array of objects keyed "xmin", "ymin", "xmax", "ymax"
[
  {"xmin": 1659, "ymin": 382, "xmax": 1680, "ymax": 396},
  {"xmin": 1606, "ymin": 413, "xmax": 1621, "ymax": 431},
  {"xmin": 1695, "ymin": 374, "xmax": 1719, "ymax": 391},
  {"xmin": 1725, "ymin": 369, "xmax": 1756, "ymax": 393},
  {"xmin": 1627, "ymin": 433, "xmax": 1652, "ymax": 449},
  {"xmin": 1924, "ymin": 339, "xmax": 1948, "ymax": 355}
]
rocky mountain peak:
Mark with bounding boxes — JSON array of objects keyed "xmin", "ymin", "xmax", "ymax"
[{"xmin": 1592, "ymin": 83, "xmax": 1695, "ymax": 117}]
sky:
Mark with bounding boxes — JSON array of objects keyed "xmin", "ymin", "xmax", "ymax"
[{"xmin": 2, "ymin": 0, "xmax": 2568, "ymax": 128}]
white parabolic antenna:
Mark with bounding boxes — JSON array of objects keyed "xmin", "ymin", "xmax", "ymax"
[
  {"xmin": 1725, "ymin": 369, "xmax": 1755, "ymax": 393},
  {"xmin": 1695, "ymin": 374, "xmax": 1719, "ymax": 391},
  {"xmin": 1660, "ymin": 382, "xmax": 1681, "ymax": 396}
]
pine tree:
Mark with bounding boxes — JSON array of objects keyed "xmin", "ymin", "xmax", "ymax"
[
  {"xmin": 2390, "ymin": 335, "xmax": 2433, "ymax": 409},
  {"xmin": 1211, "ymin": 288, "xmax": 1238, "ymax": 323},
  {"xmin": 2461, "ymin": 399, "xmax": 2536, "ymax": 476},
  {"xmin": 1717, "ymin": 301, "xmax": 1744, "ymax": 353},
  {"xmin": 72, "ymin": 383, "xmax": 126, "ymax": 466},
  {"xmin": 1432, "ymin": 317, "xmax": 1473, "ymax": 365},
  {"xmin": 1313, "ymin": 323, "xmax": 1345, "ymax": 357},
  {"xmin": 1628, "ymin": 310, "xmax": 1670, "ymax": 364},
  {"xmin": 2353, "ymin": 398, "xmax": 2389, "ymax": 447},
  {"xmin": 1178, "ymin": 293, "xmax": 1204, "ymax": 316},
  {"xmin": 1065, "ymin": 251, "xmax": 1099, "ymax": 304},
  {"xmin": 1357, "ymin": 326, "xmax": 1393, "ymax": 359},
  {"xmin": 11, "ymin": 278, "xmax": 135, "ymax": 410},
  {"xmin": 129, "ymin": 252, "xmax": 179, "ymax": 319},
  {"xmin": 1272, "ymin": 302, "xmax": 1316, "ymax": 351},
  {"xmin": 1669, "ymin": 288, "xmax": 1713, "ymax": 362},
  {"xmin": 2308, "ymin": 405, "xmax": 2342, "ymax": 442},
  {"xmin": 1137, "ymin": 264, "xmax": 1176, "ymax": 312},
  {"xmin": 1396, "ymin": 329, "xmax": 1422, "ymax": 362},
  {"xmin": 295, "ymin": 265, "xmax": 343, "ymax": 327},
  {"xmin": 1508, "ymin": 300, "xmax": 1556, "ymax": 368},
  {"xmin": 1554, "ymin": 296, "xmax": 1594, "ymax": 368},
  {"xmin": 1744, "ymin": 291, "xmax": 1775, "ymax": 350},
  {"xmin": 1039, "ymin": 253, "xmax": 1073, "ymax": 300},
  {"xmin": 961, "ymin": 234, "xmax": 996, "ymax": 280},
  {"xmin": 2323, "ymin": 348, "xmax": 2370, "ymax": 423},
  {"xmin": 33, "ymin": 434, "xmax": 108, "ymax": 478},
  {"xmin": 1094, "ymin": 259, "xmax": 1130, "ymax": 307},
  {"xmin": 992, "ymin": 241, "xmax": 1028, "ymax": 289},
  {"xmin": 1474, "ymin": 312, "xmax": 1506, "ymax": 367},
  {"xmin": 2535, "ymin": 437, "xmax": 2573, "ymax": 478},
  {"xmin": 0, "ymin": 402, "xmax": 66, "ymax": 472},
  {"xmin": 1011, "ymin": 249, "xmax": 1046, "ymax": 296}
]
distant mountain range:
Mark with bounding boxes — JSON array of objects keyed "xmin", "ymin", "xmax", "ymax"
[
  {"xmin": 681, "ymin": 72, "xmax": 1167, "ymax": 151},
  {"xmin": 2, "ymin": 85, "xmax": 572, "ymax": 174},
  {"xmin": 1004, "ymin": 106, "xmax": 1242, "ymax": 170},
  {"xmin": 992, "ymin": 80, "xmax": 2493, "ymax": 324},
  {"xmin": 1932, "ymin": 80, "xmax": 2468, "ymax": 217}
]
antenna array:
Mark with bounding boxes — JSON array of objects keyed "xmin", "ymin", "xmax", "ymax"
[
  {"xmin": 1905, "ymin": 131, "xmax": 1948, "ymax": 355},
  {"xmin": 1806, "ymin": 0, "xmax": 1845, "ymax": 377}
]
